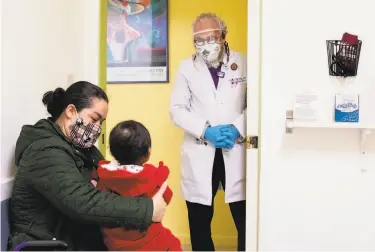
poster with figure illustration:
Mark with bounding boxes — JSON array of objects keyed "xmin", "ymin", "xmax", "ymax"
[{"xmin": 106, "ymin": 0, "xmax": 168, "ymax": 83}]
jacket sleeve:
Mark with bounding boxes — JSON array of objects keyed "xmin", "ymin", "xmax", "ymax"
[
  {"xmin": 23, "ymin": 148, "xmax": 153, "ymax": 230},
  {"xmin": 163, "ymin": 187, "xmax": 173, "ymax": 205},
  {"xmin": 155, "ymin": 162, "xmax": 173, "ymax": 205},
  {"xmin": 169, "ymin": 62, "xmax": 209, "ymax": 139},
  {"xmin": 145, "ymin": 162, "xmax": 173, "ymax": 204}
]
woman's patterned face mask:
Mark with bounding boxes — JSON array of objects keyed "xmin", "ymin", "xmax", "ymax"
[{"xmin": 70, "ymin": 117, "xmax": 102, "ymax": 149}]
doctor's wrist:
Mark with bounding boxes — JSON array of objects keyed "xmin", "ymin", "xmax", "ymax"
[
  {"xmin": 229, "ymin": 124, "xmax": 240, "ymax": 137},
  {"xmin": 229, "ymin": 124, "xmax": 245, "ymax": 143},
  {"xmin": 201, "ymin": 122, "xmax": 210, "ymax": 140}
]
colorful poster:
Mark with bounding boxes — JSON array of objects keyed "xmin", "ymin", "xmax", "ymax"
[{"xmin": 106, "ymin": 0, "xmax": 168, "ymax": 83}]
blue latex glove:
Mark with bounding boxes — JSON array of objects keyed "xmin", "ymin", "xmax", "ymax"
[
  {"xmin": 220, "ymin": 125, "xmax": 240, "ymax": 142},
  {"xmin": 216, "ymin": 138, "xmax": 235, "ymax": 149},
  {"xmin": 203, "ymin": 125, "xmax": 230, "ymax": 146}
]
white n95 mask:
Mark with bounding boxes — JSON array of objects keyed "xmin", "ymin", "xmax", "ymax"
[{"xmin": 195, "ymin": 42, "xmax": 222, "ymax": 67}]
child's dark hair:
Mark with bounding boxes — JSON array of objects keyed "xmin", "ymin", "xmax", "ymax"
[{"xmin": 109, "ymin": 120, "xmax": 151, "ymax": 165}]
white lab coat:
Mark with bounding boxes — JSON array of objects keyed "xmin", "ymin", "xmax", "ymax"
[{"xmin": 169, "ymin": 50, "xmax": 247, "ymax": 206}]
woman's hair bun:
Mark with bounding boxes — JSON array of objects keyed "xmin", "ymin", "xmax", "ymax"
[{"xmin": 42, "ymin": 88, "xmax": 66, "ymax": 120}]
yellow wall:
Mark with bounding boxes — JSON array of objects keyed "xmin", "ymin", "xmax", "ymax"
[{"xmin": 105, "ymin": 0, "xmax": 247, "ymax": 247}]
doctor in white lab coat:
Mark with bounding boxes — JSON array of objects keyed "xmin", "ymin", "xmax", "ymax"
[{"xmin": 169, "ymin": 13, "xmax": 247, "ymax": 251}]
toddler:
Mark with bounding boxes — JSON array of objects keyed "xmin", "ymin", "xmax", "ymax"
[{"xmin": 91, "ymin": 120, "xmax": 181, "ymax": 251}]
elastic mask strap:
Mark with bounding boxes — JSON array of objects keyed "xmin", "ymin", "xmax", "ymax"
[{"xmin": 192, "ymin": 28, "xmax": 222, "ymax": 36}]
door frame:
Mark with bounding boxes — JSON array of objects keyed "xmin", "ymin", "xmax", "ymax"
[
  {"xmin": 98, "ymin": 0, "xmax": 108, "ymax": 156},
  {"xmin": 98, "ymin": 0, "xmax": 263, "ymax": 249},
  {"xmin": 246, "ymin": 0, "xmax": 262, "ymax": 251}
]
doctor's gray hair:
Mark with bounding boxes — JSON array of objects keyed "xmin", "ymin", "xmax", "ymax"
[{"xmin": 192, "ymin": 12, "xmax": 228, "ymax": 38}]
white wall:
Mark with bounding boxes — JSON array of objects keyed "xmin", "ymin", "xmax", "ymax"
[
  {"xmin": 0, "ymin": 0, "xmax": 4, "ymax": 201},
  {"xmin": 65, "ymin": 0, "xmax": 100, "ymax": 85},
  {"xmin": 259, "ymin": 0, "xmax": 375, "ymax": 250},
  {"xmin": 0, "ymin": 0, "xmax": 100, "ymax": 200},
  {"xmin": 81, "ymin": 0, "xmax": 100, "ymax": 85}
]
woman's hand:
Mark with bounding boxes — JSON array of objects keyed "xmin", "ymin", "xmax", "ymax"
[
  {"xmin": 152, "ymin": 182, "xmax": 168, "ymax": 222},
  {"xmin": 90, "ymin": 180, "xmax": 98, "ymax": 187}
]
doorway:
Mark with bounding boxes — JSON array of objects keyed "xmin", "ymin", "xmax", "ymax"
[
  {"xmin": 245, "ymin": 0, "xmax": 262, "ymax": 251},
  {"xmin": 98, "ymin": 0, "xmax": 261, "ymax": 250}
]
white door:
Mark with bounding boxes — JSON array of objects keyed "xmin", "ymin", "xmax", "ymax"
[{"xmin": 246, "ymin": 0, "xmax": 262, "ymax": 251}]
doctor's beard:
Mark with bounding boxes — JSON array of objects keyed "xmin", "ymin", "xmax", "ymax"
[{"xmin": 195, "ymin": 43, "xmax": 224, "ymax": 68}]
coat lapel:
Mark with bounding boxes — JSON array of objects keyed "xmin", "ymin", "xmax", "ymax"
[
  {"xmin": 216, "ymin": 52, "xmax": 234, "ymax": 95},
  {"xmin": 194, "ymin": 55, "xmax": 217, "ymax": 93}
]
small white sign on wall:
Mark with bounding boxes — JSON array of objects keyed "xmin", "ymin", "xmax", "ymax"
[{"xmin": 293, "ymin": 92, "xmax": 318, "ymax": 121}]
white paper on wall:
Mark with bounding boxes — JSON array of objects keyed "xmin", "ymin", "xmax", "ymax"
[{"xmin": 293, "ymin": 92, "xmax": 318, "ymax": 121}]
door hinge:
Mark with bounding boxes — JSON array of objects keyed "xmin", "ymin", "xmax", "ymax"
[
  {"xmin": 246, "ymin": 136, "xmax": 258, "ymax": 149},
  {"xmin": 101, "ymin": 133, "xmax": 105, "ymax": 144}
]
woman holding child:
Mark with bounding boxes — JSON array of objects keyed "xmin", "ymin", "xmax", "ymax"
[{"xmin": 8, "ymin": 81, "xmax": 168, "ymax": 250}]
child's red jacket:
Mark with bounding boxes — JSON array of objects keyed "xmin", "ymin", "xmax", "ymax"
[{"xmin": 93, "ymin": 160, "xmax": 181, "ymax": 251}]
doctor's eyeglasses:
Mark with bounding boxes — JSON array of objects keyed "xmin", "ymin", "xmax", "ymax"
[{"xmin": 194, "ymin": 36, "xmax": 221, "ymax": 46}]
